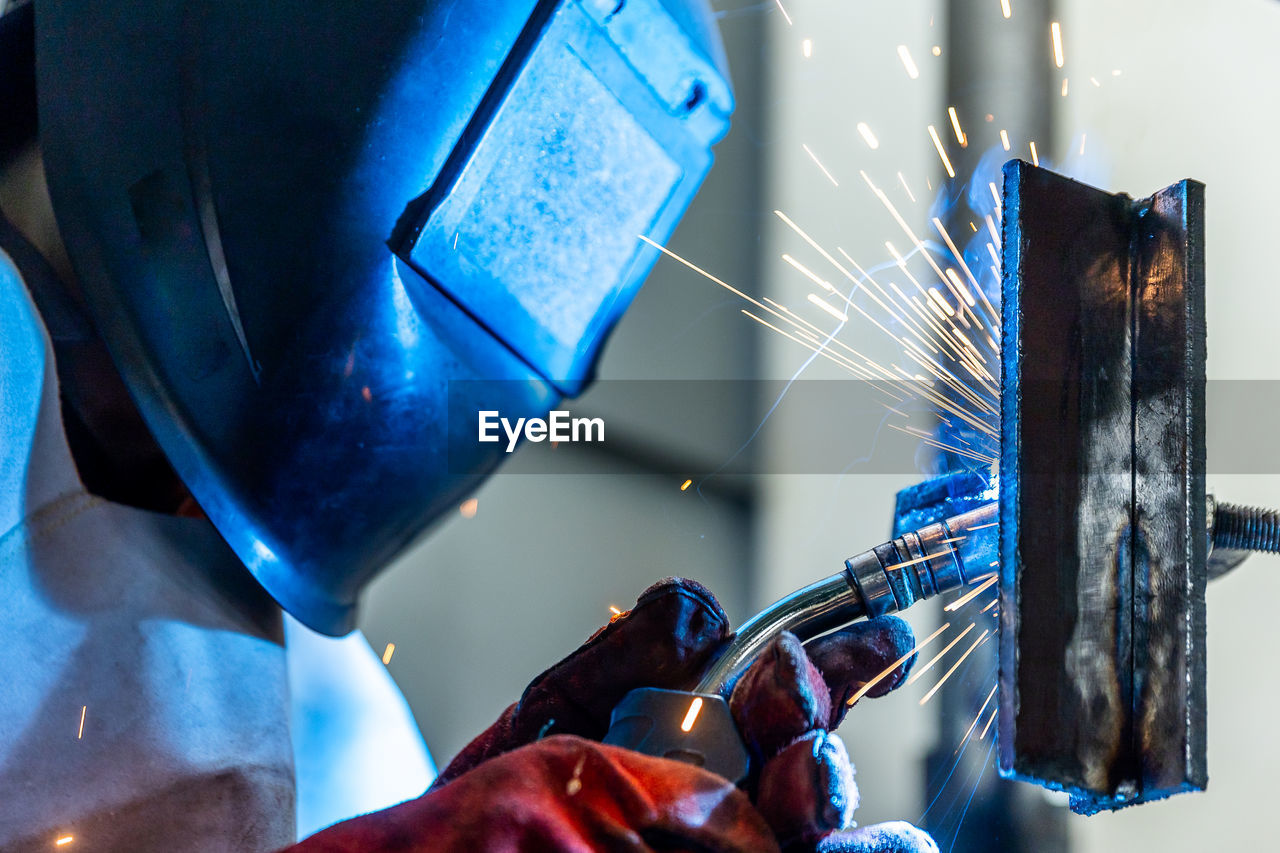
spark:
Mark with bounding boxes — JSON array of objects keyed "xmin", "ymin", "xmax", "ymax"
[
  {"xmin": 985, "ymin": 215, "xmax": 1001, "ymax": 248},
  {"xmin": 773, "ymin": 0, "xmax": 793, "ymax": 26},
  {"xmin": 77, "ymin": 706, "xmax": 86, "ymax": 740},
  {"xmin": 862, "ymin": 172, "xmax": 972, "ymax": 326},
  {"xmin": 897, "ymin": 171, "xmax": 917, "ymax": 203},
  {"xmin": 932, "ymin": 45, "xmax": 941, "ymax": 57},
  {"xmin": 381, "ymin": 643, "xmax": 396, "ymax": 664},
  {"xmin": 966, "ymin": 520, "xmax": 998, "ymax": 531},
  {"xmin": 999, "ymin": 129, "xmax": 1010, "ymax": 151},
  {"xmin": 566, "ymin": 754, "xmax": 586, "ymax": 796},
  {"xmin": 907, "ymin": 623, "xmax": 975, "ymax": 686},
  {"xmin": 640, "ymin": 235, "xmax": 776, "ymax": 318},
  {"xmin": 768, "ymin": 217, "xmax": 997, "ymax": 417},
  {"xmin": 783, "ymin": 253, "xmax": 835, "ymax": 292},
  {"xmin": 856, "ymin": 122, "xmax": 880, "ymax": 150},
  {"xmin": 1000, "ymin": 0, "xmax": 1012, "ymax": 19},
  {"xmin": 740, "ymin": 311, "xmax": 879, "ymax": 382},
  {"xmin": 919, "ymin": 629, "xmax": 991, "ymax": 705},
  {"xmin": 969, "ymin": 221, "xmax": 978, "ymax": 233},
  {"xmin": 1090, "ymin": 76, "xmax": 1101, "ymax": 87},
  {"xmin": 802, "ymin": 38, "xmax": 812, "ymax": 58},
  {"xmin": 56, "ymin": 837, "xmax": 74, "ymax": 847},
  {"xmin": 774, "ymin": 209, "xmax": 942, "ymax": 358},
  {"xmin": 1051, "ymin": 22, "xmax": 1065, "ymax": 68},
  {"xmin": 652, "ymin": 229, "xmax": 919, "ymax": 397},
  {"xmin": 957, "ymin": 685, "xmax": 998, "ymax": 751},
  {"xmin": 807, "ymin": 293, "xmax": 849, "ymax": 322},
  {"xmin": 933, "ymin": 220, "xmax": 983, "ymax": 307},
  {"xmin": 1112, "ymin": 68, "xmax": 1122, "ymax": 76},
  {"xmin": 803, "ymin": 144, "xmax": 839, "ymax": 186},
  {"xmin": 947, "ymin": 106, "xmax": 967, "ymax": 146},
  {"xmin": 609, "ymin": 605, "xmax": 623, "ymax": 616},
  {"xmin": 460, "ymin": 498, "xmax": 478, "ymax": 518},
  {"xmin": 927, "ymin": 126, "xmax": 955, "ymax": 178},
  {"xmin": 680, "ymin": 479, "xmax": 692, "ymax": 491},
  {"xmin": 1079, "ymin": 133, "xmax": 1087, "ymax": 156},
  {"xmin": 680, "ymin": 697, "xmax": 704, "ymax": 732},
  {"xmin": 1029, "ymin": 140, "xmax": 1040, "ymax": 166},
  {"xmin": 897, "ymin": 45, "xmax": 920, "ymax": 79},
  {"xmin": 928, "ymin": 288, "xmax": 955, "ymax": 317},
  {"xmin": 885, "ymin": 547, "xmax": 956, "ymax": 574},
  {"xmin": 980, "ymin": 598, "xmax": 999, "ymax": 614},
  {"xmin": 980, "ymin": 706, "xmax": 999, "ymax": 739},
  {"xmin": 944, "ymin": 574, "xmax": 999, "ymax": 612},
  {"xmin": 891, "ymin": 424, "xmax": 997, "ymax": 464},
  {"xmin": 989, "ymin": 182, "xmax": 1001, "ymax": 211},
  {"xmin": 848, "ymin": 622, "xmax": 953, "ymax": 705},
  {"xmin": 1061, "ymin": 77, "xmax": 1069, "ymax": 97}
]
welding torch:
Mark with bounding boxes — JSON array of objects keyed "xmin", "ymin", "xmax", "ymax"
[{"xmin": 603, "ymin": 501, "xmax": 997, "ymax": 781}]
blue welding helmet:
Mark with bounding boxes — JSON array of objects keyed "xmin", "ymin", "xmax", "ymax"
[{"xmin": 36, "ymin": 0, "xmax": 732, "ymax": 635}]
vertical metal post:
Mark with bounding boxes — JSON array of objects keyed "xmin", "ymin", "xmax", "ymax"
[{"xmin": 924, "ymin": 1, "xmax": 1067, "ymax": 849}]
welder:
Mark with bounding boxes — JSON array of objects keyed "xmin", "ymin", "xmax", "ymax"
[{"xmin": 0, "ymin": 1, "xmax": 937, "ymax": 850}]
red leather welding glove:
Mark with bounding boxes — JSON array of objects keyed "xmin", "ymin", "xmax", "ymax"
[{"xmin": 288, "ymin": 578, "xmax": 936, "ymax": 852}]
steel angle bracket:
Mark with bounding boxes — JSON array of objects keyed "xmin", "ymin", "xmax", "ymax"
[{"xmin": 998, "ymin": 161, "xmax": 1207, "ymax": 813}]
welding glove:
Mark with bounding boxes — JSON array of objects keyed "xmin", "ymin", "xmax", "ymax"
[{"xmin": 287, "ymin": 578, "xmax": 937, "ymax": 852}]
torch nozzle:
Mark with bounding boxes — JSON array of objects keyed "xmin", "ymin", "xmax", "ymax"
[{"xmin": 695, "ymin": 503, "xmax": 998, "ymax": 695}]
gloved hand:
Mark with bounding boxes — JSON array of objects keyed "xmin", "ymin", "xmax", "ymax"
[{"xmin": 286, "ymin": 578, "xmax": 937, "ymax": 852}]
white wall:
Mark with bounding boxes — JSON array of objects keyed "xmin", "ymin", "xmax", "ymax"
[{"xmin": 1054, "ymin": 0, "xmax": 1280, "ymax": 849}]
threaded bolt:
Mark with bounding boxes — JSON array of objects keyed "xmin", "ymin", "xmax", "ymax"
[{"xmin": 1212, "ymin": 502, "xmax": 1280, "ymax": 553}]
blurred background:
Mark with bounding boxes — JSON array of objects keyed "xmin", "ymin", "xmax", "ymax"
[{"xmin": 359, "ymin": 1, "xmax": 1280, "ymax": 850}]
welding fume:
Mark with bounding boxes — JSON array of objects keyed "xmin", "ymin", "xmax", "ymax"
[{"xmin": 1, "ymin": 0, "xmax": 1276, "ymax": 852}]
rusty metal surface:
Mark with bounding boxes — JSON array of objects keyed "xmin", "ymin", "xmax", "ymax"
[{"xmin": 998, "ymin": 161, "xmax": 1207, "ymax": 813}]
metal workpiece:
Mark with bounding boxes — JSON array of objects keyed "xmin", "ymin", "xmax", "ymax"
[
  {"xmin": 695, "ymin": 504, "xmax": 999, "ymax": 696},
  {"xmin": 999, "ymin": 160, "xmax": 1208, "ymax": 813}
]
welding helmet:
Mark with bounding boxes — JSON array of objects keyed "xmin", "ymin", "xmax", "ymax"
[{"xmin": 35, "ymin": 0, "xmax": 732, "ymax": 635}]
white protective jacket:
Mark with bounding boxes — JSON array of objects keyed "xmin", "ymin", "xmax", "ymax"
[{"xmin": 0, "ymin": 245, "xmax": 432, "ymax": 851}]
